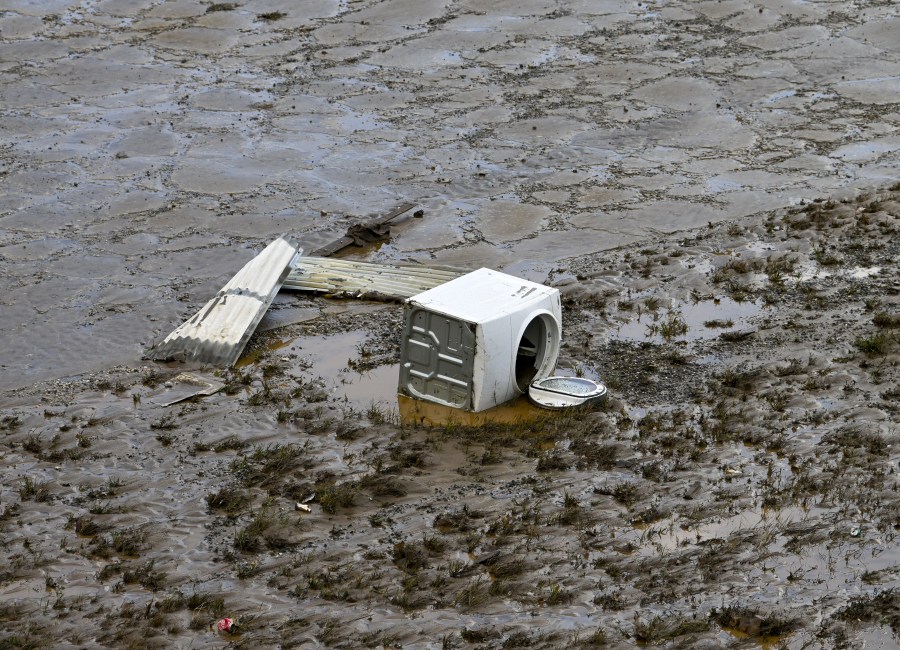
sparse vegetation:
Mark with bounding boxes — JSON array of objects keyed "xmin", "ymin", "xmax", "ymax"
[
  {"xmin": 1, "ymin": 177, "xmax": 899, "ymax": 647},
  {"xmin": 634, "ymin": 615, "xmax": 709, "ymax": 644},
  {"xmin": 258, "ymin": 11, "xmax": 286, "ymax": 21},
  {"xmin": 206, "ymin": 2, "xmax": 237, "ymax": 12},
  {"xmin": 317, "ymin": 481, "xmax": 357, "ymax": 514},
  {"xmin": 704, "ymin": 318, "xmax": 733, "ymax": 328},
  {"xmin": 231, "ymin": 443, "xmax": 308, "ymax": 488},
  {"xmin": 19, "ymin": 477, "xmax": 51, "ymax": 502},
  {"xmin": 712, "ymin": 606, "xmax": 798, "ymax": 639},
  {"xmin": 854, "ymin": 333, "xmax": 891, "ymax": 356},
  {"xmin": 873, "ymin": 312, "xmax": 900, "ymax": 328},
  {"xmin": 206, "ymin": 486, "xmax": 251, "ymax": 517}
]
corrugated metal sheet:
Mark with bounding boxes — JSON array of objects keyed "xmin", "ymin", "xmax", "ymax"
[
  {"xmin": 282, "ymin": 257, "xmax": 464, "ymax": 300},
  {"xmin": 149, "ymin": 236, "xmax": 301, "ymax": 367}
]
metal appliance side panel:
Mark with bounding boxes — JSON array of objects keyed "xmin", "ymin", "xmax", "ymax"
[{"xmin": 398, "ymin": 306, "xmax": 476, "ymax": 409}]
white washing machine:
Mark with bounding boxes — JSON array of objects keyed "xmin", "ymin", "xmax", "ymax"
[{"xmin": 398, "ymin": 268, "xmax": 562, "ymax": 412}]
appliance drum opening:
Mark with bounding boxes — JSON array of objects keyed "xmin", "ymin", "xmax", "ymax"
[{"xmin": 515, "ymin": 314, "xmax": 554, "ymax": 391}]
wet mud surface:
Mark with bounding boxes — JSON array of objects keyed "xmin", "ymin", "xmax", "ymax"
[
  {"xmin": 1, "ymin": 1, "xmax": 900, "ymax": 648},
  {"xmin": 3, "ymin": 187, "xmax": 899, "ymax": 649}
]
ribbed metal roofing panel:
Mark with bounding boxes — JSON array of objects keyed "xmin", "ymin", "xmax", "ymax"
[
  {"xmin": 148, "ymin": 236, "xmax": 301, "ymax": 367},
  {"xmin": 283, "ymin": 257, "xmax": 464, "ymax": 300}
]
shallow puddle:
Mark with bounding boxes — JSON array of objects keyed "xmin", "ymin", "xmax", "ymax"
[
  {"xmin": 397, "ymin": 393, "xmax": 548, "ymax": 427},
  {"xmin": 269, "ymin": 329, "xmax": 401, "ymax": 407},
  {"xmin": 249, "ymin": 328, "xmax": 565, "ymax": 425},
  {"xmin": 610, "ymin": 296, "xmax": 765, "ymax": 343},
  {"xmin": 722, "ymin": 628, "xmax": 787, "ymax": 650},
  {"xmin": 235, "ymin": 337, "xmax": 292, "ymax": 368}
]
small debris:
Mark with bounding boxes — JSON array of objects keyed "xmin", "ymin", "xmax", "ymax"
[
  {"xmin": 295, "ymin": 503, "xmax": 311, "ymax": 513},
  {"xmin": 148, "ymin": 372, "xmax": 225, "ymax": 406},
  {"xmin": 216, "ymin": 617, "xmax": 236, "ymax": 634},
  {"xmin": 311, "ymin": 203, "xmax": 418, "ymax": 256}
]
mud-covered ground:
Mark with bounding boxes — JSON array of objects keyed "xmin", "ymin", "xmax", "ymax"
[
  {"xmin": 1, "ymin": 189, "xmax": 899, "ymax": 649},
  {"xmin": 2, "ymin": 1, "xmax": 900, "ymax": 649}
]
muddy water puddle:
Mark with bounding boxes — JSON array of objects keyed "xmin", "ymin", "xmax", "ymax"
[
  {"xmin": 242, "ymin": 327, "xmax": 559, "ymax": 427},
  {"xmin": 610, "ymin": 295, "xmax": 766, "ymax": 344},
  {"xmin": 397, "ymin": 393, "xmax": 549, "ymax": 428},
  {"xmin": 248, "ymin": 329, "xmax": 400, "ymax": 408}
]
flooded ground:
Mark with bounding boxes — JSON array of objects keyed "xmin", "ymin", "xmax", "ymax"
[{"xmin": 1, "ymin": 0, "xmax": 899, "ymax": 648}]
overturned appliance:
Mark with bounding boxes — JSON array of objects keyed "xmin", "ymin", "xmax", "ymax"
[{"xmin": 398, "ymin": 268, "xmax": 562, "ymax": 412}]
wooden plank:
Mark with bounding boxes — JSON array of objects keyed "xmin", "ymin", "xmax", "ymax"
[
  {"xmin": 283, "ymin": 257, "xmax": 465, "ymax": 300},
  {"xmin": 311, "ymin": 202, "xmax": 418, "ymax": 257}
]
